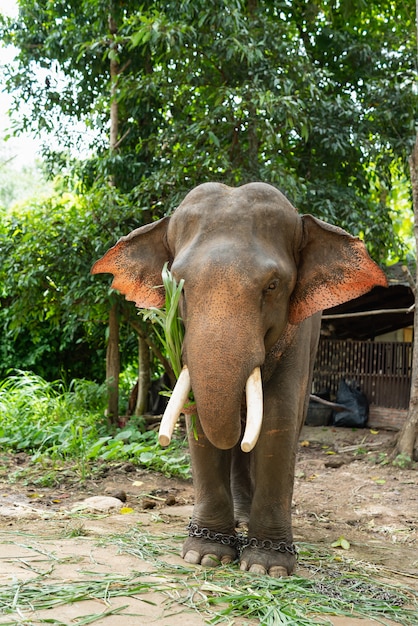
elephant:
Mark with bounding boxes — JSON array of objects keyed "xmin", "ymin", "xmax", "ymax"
[{"xmin": 91, "ymin": 182, "xmax": 387, "ymax": 577}]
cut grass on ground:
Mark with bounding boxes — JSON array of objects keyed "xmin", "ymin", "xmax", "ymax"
[{"xmin": 2, "ymin": 528, "xmax": 416, "ymax": 626}]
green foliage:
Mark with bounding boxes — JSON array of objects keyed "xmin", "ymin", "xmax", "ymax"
[
  {"xmin": 86, "ymin": 422, "xmax": 190, "ymax": 479},
  {"xmin": 0, "ymin": 370, "xmax": 190, "ymax": 478},
  {"xmin": 392, "ymin": 452, "xmax": 413, "ymax": 469},
  {"xmin": 0, "ymin": 183, "xmax": 143, "ymax": 380},
  {"xmin": 1, "ymin": 190, "xmax": 97, "ymax": 378},
  {"xmin": 0, "ymin": 371, "xmax": 107, "ymax": 456}
]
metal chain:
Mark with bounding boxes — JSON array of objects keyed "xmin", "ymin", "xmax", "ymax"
[
  {"xmin": 187, "ymin": 521, "xmax": 298, "ymax": 556},
  {"xmin": 187, "ymin": 522, "xmax": 243, "ymax": 549},
  {"xmin": 241, "ymin": 536, "xmax": 298, "ymax": 555}
]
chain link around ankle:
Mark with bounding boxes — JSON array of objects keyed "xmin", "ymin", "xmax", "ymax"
[
  {"xmin": 187, "ymin": 521, "xmax": 297, "ymax": 556},
  {"xmin": 187, "ymin": 522, "xmax": 243, "ymax": 548}
]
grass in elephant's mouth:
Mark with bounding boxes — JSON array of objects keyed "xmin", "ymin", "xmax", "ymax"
[
  {"xmin": 2, "ymin": 528, "xmax": 416, "ymax": 625},
  {"xmin": 142, "ymin": 263, "xmax": 185, "ymax": 379}
]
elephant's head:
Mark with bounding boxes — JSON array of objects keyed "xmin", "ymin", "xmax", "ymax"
[{"xmin": 92, "ymin": 182, "xmax": 387, "ymax": 450}]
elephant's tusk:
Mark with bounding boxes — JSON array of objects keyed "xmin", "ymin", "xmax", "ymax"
[
  {"xmin": 158, "ymin": 366, "xmax": 191, "ymax": 447},
  {"xmin": 241, "ymin": 367, "xmax": 263, "ymax": 453}
]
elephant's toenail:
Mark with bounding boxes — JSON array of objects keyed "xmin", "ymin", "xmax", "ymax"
[
  {"xmin": 269, "ymin": 566, "xmax": 288, "ymax": 578},
  {"xmin": 183, "ymin": 550, "xmax": 201, "ymax": 564},
  {"xmin": 249, "ymin": 564, "xmax": 267, "ymax": 575},
  {"xmin": 201, "ymin": 554, "xmax": 220, "ymax": 567},
  {"xmin": 221, "ymin": 555, "xmax": 233, "ymax": 565},
  {"xmin": 240, "ymin": 560, "xmax": 248, "ymax": 571}
]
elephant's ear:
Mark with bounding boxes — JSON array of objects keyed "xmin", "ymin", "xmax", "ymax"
[
  {"xmin": 289, "ymin": 215, "xmax": 387, "ymax": 325},
  {"xmin": 91, "ymin": 216, "xmax": 172, "ymax": 308}
]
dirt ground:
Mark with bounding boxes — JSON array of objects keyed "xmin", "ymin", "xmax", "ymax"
[{"xmin": 0, "ymin": 425, "xmax": 417, "ymax": 625}]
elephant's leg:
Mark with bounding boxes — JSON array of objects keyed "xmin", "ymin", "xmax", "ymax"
[
  {"xmin": 182, "ymin": 413, "xmax": 237, "ymax": 567},
  {"xmin": 239, "ymin": 402, "xmax": 300, "ymax": 577},
  {"xmin": 240, "ymin": 320, "xmax": 319, "ymax": 577}
]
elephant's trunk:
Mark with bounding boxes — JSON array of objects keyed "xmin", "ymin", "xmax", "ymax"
[
  {"xmin": 158, "ymin": 365, "xmax": 263, "ymax": 452},
  {"xmin": 181, "ymin": 303, "xmax": 266, "ymax": 448}
]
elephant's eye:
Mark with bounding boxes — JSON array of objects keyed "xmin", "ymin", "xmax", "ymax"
[{"xmin": 266, "ymin": 279, "xmax": 279, "ymax": 292}]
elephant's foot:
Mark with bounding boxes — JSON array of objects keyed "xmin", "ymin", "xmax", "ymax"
[
  {"xmin": 239, "ymin": 544, "xmax": 297, "ymax": 577},
  {"xmin": 182, "ymin": 536, "xmax": 237, "ymax": 567}
]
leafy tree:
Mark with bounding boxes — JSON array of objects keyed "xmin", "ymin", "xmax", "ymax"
[
  {"xmin": 0, "ymin": 184, "xmax": 174, "ymax": 401},
  {"xmin": 0, "ymin": 189, "xmax": 105, "ymax": 380},
  {"xmin": 1, "ymin": 1, "xmax": 415, "ymax": 252}
]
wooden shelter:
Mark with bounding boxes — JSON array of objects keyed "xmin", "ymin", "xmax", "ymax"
[{"xmin": 312, "ymin": 264, "xmax": 414, "ymax": 430}]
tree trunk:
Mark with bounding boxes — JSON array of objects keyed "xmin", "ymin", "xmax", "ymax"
[
  {"xmin": 104, "ymin": 10, "xmax": 121, "ymax": 420},
  {"xmin": 128, "ymin": 318, "xmax": 176, "ymax": 387},
  {"xmin": 106, "ymin": 301, "xmax": 120, "ymax": 424},
  {"xmin": 109, "ymin": 15, "xmax": 119, "ymax": 163},
  {"xmin": 393, "ymin": 132, "xmax": 418, "ymax": 460},
  {"xmin": 135, "ymin": 336, "xmax": 151, "ymax": 415}
]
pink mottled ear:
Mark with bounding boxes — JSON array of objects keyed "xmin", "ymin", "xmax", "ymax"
[
  {"xmin": 91, "ymin": 216, "xmax": 172, "ymax": 308},
  {"xmin": 289, "ymin": 215, "xmax": 387, "ymax": 325}
]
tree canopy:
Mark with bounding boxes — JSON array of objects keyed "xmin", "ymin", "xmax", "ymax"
[{"xmin": 2, "ymin": 1, "xmax": 416, "ymax": 254}]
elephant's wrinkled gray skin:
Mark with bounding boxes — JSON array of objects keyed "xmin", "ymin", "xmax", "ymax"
[{"xmin": 92, "ymin": 182, "xmax": 387, "ymax": 576}]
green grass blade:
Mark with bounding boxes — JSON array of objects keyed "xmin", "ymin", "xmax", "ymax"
[{"xmin": 142, "ymin": 263, "xmax": 185, "ymax": 380}]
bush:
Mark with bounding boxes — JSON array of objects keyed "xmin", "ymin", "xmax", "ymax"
[{"xmin": 0, "ymin": 371, "xmax": 190, "ymax": 479}]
